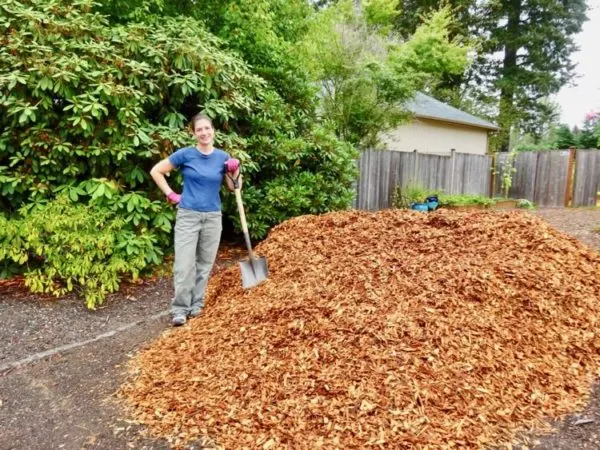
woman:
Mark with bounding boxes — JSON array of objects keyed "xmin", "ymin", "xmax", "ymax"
[{"xmin": 150, "ymin": 113, "xmax": 240, "ymax": 326}]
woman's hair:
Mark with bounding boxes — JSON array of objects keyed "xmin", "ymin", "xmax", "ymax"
[{"xmin": 190, "ymin": 113, "xmax": 213, "ymax": 130}]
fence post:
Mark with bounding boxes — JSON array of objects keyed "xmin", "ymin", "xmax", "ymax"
[
  {"xmin": 449, "ymin": 148, "xmax": 456, "ymax": 194},
  {"xmin": 489, "ymin": 152, "xmax": 496, "ymax": 198},
  {"xmin": 413, "ymin": 149, "xmax": 419, "ymax": 185},
  {"xmin": 564, "ymin": 146, "xmax": 576, "ymax": 207}
]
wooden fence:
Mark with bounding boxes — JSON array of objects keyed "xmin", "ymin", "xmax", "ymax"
[
  {"xmin": 356, "ymin": 148, "xmax": 600, "ymax": 210},
  {"xmin": 356, "ymin": 149, "xmax": 492, "ymax": 210},
  {"xmin": 494, "ymin": 149, "xmax": 600, "ymax": 207},
  {"xmin": 573, "ymin": 150, "xmax": 600, "ymax": 206}
]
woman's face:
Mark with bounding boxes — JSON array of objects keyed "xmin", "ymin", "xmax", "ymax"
[{"xmin": 193, "ymin": 118, "xmax": 214, "ymax": 147}]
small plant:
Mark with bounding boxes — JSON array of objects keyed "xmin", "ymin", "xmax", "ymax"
[
  {"xmin": 392, "ymin": 184, "xmax": 440, "ymax": 209},
  {"xmin": 516, "ymin": 199, "xmax": 535, "ymax": 210},
  {"xmin": 438, "ymin": 193, "xmax": 495, "ymax": 208},
  {"xmin": 497, "ymin": 150, "xmax": 518, "ymax": 198}
]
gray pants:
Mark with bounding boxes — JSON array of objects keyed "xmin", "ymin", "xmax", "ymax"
[{"xmin": 171, "ymin": 208, "xmax": 222, "ymax": 317}]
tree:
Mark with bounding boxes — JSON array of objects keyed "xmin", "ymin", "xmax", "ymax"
[
  {"xmin": 523, "ymin": 97, "xmax": 560, "ymax": 144},
  {"xmin": 474, "ymin": 0, "xmax": 587, "ymax": 151},
  {"xmin": 393, "ymin": 0, "xmax": 476, "ymax": 107},
  {"xmin": 296, "ymin": 1, "xmax": 469, "ymax": 147},
  {"xmin": 577, "ymin": 111, "xmax": 600, "ymax": 149},
  {"xmin": 394, "ymin": 0, "xmax": 473, "ymax": 38},
  {"xmin": 553, "ymin": 124, "xmax": 577, "ymax": 149},
  {"xmin": 393, "ymin": 0, "xmax": 588, "ymax": 152}
]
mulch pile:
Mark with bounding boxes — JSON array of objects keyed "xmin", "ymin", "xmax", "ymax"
[{"xmin": 120, "ymin": 209, "xmax": 600, "ymax": 449}]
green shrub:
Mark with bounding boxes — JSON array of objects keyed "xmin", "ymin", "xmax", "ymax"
[
  {"xmin": 0, "ymin": 0, "xmax": 359, "ymax": 307},
  {"xmin": 392, "ymin": 187, "xmax": 496, "ymax": 210},
  {"xmin": 516, "ymin": 198, "xmax": 535, "ymax": 209},
  {"xmin": 438, "ymin": 193, "xmax": 494, "ymax": 207},
  {"xmin": 0, "ymin": 0, "xmax": 357, "ymax": 241},
  {"xmin": 392, "ymin": 184, "xmax": 440, "ymax": 209},
  {"xmin": 0, "ymin": 195, "xmax": 163, "ymax": 308}
]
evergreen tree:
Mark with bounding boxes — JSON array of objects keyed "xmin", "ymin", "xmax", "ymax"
[
  {"xmin": 578, "ymin": 112, "xmax": 600, "ymax": 148},
  {"xmin": 553, "ymin": 124, "xmax": 577, "ymax": 149},
  {"xmin": 393, "ymin": 0, "xmax": 588, "ymax": 151},
  {"xmin": 481, "ymin": 0, "xmax": 587, "ymax": 151}
]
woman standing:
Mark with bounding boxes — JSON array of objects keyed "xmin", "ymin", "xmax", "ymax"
[{"xmin": 150, "ymin": 114, "xmax": 240, "ymax": 326}]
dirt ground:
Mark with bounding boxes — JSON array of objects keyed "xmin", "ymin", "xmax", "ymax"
[{"xmin": 1, "ymin": 208, "xmax": 599, "ymax": 450}]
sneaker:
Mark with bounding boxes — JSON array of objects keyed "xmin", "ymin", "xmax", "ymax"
[
  {"xmin": 172, "ymin": 315, "xmax": 187, "ymax": 327},
  {"xmin": 189, "ymin": 307, "xmax": 203, "ymax": 318}
]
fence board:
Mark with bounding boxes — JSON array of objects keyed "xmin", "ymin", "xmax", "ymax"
[
  {"xmin": 495, "ymin": 152, "xmax": 539, "ymax": 199},
  {"xmin": 573, "ymin": 150, "xmax": 600, "ymax": 207},
  {"xmin": 378, "ymin": 150, "xmax": 393, "ymax": 208},
  {"xmin": 514, "ymin": 152, "xmax": 538, "ymax": 200},
  {"xmin": 534, "ymin": 151, "xmax": 570, "ymax": 207},
  {"xmin": 457, "ymin": 153, "xmax": 491, "ymax": 195},
  {"xmin": 393, "ymin": 151, "xmax": 414, "ymax": 194},
  {"xmin": 451, "ymin": 153, "xmax": 464, "ymax": 194}
]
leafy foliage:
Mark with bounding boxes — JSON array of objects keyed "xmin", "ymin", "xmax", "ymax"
[
  {"xmin": 438, "ymin": 193, "xmax": 494, "ymax": 207},
  {"xmin": 392, "ymin": 186, "xmax": 495, "ymax": 209},
  {"xmin": 578, "ymin": 112, "xmax": 600, "ymax": 149},
  {"xmin": 0, "ymin": 0, "xmax": 358, "ymax": 305},
  {"xmin": 98, "ymin": 0, "xmax": 316, "ymax": 115},
  {"xmin": 0, "ymin": 0, "xmax": 357, "ymax": 230},
  {"xmin": 516, "ymin": 198, "xmax": 535, "ymax": 210},
  {"xmin": 512, "ymin": 112, "xmax": 599, "ymax": 152},
  {"xmin": 297, "ymin": 2, "xmax": 469, "ymax": 148},
  {"xmin": 391, "ymin": 184, "xmax": 438, "ymax": 208},
  {"xmin": 0, "ymin": 194, "xmax": 162, "ymax": 308},
  {"xmin": 497, "ymin": 150, "xmax": 518, "ymax": 198},
  {"xmin": 553, "ymin": 125, "xmax": 577, "ymax": 150},
  {"xmin": 393, "ymin": 0, "xmax": 588, "ymax": 151},
  {"xmin": 0, "ymin": 0, "xmax": 262, "ymax": 211}
]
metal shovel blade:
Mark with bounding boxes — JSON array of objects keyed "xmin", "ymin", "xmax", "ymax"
[{"xmin": 239, "ymin": 256, "xmax": 269, "ymax": 289}]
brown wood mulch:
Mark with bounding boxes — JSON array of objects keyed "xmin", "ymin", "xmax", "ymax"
[{"xmin": 119, "ymin": 209, "xmax": 600, "ymax": 449}]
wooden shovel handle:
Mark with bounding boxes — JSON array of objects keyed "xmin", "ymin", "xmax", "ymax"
[{"xmin": 234, "ymin": 187, "xmax": 255, "ymax": 260}]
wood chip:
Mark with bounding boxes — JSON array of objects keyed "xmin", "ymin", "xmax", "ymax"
[
  {"xmin": 573, "ymin": 418, "xmax": 594, "ymax": 426},
  {"xmin": 119, "ymin": 210, "xmax": 600, "ymax": 449}
]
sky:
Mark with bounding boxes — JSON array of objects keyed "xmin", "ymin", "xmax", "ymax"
[{"xmin": 554, "ymin": 0, "xmax": 600, "ymax": 128}]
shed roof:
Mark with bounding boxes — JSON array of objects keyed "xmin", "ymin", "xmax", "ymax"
[{"xmin": 406, "ymin": 92, "xmax": 499, "ymax": 131}]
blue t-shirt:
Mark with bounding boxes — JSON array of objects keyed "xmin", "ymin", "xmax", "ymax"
[{"xmin": 168, "ymin": 147, "xmax": 231, "ymax": 212}]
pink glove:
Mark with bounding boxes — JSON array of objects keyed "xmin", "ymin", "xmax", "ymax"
[
  {"xmin": 166, "ymin": 192, "xmax": 181, "ymax": 204},
  {"xmin": 225, "ymin": 158, "xmax": 240, "ymax": 174}
]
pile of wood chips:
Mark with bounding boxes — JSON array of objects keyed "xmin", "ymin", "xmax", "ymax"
[{"xmin": 120, "ymin": 209, "xmax": 600, "ymax": 449}]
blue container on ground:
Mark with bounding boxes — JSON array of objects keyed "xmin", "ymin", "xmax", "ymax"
[
  {"xmin": 411, "ymin": 202, "xmax": 429, "ymax": 212},
  {"xmin": 425, "ymin": 195, "xmax": 439, "ymax": 211}
]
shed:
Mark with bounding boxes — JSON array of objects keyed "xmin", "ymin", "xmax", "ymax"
[{"xmin": 380, "ymin": 92, "xmax": 499, "ymax": 155}]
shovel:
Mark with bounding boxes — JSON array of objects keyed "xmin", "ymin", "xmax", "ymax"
[{"xmin": 230, "ymin": 174, "xmax": 269, "ymax": 289}]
